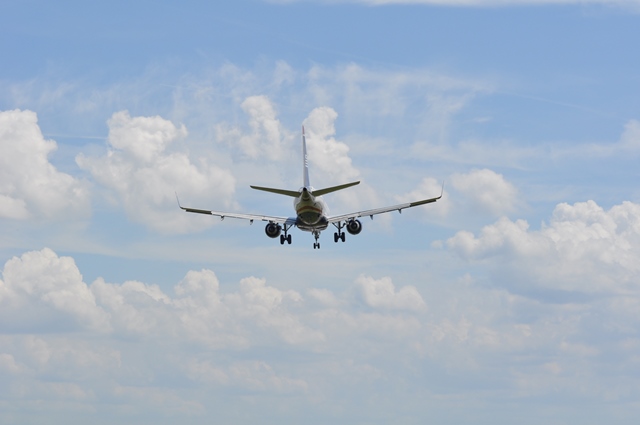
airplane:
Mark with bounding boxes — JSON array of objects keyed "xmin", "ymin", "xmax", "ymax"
[{"xmin": 177, "ymin": 126, "xmax": 443, "ymax": 249}]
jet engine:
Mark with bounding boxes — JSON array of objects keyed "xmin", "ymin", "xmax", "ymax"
[
  {"xmin": 346, "ymin": 219, "xmax": 362, "ymax": 235},
  {"xmin": 264, "ymin": 222, "xmax": 282, "ymax": 238}
]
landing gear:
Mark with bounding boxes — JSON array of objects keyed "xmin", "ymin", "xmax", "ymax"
[
  {"xmin": 279, "ymin": 224, "xmax": 293, "ymax": 245},
  {"xmin": 313, "ymin": 231, "xmax": 321, "ymax": 249},
  {"xmin": 332, "ymin": 222, "xmax": 347, "ymax": 243}
]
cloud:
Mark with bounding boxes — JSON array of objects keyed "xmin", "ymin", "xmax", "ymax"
[
  {"xmin": 354, "ymin": 275, "xmax": 427, "ymax": 311},
  {"xmin": 0, "ymin": 248, "xmax": 110, "ymax": 332},
  {"xmin": 306, "ymin": 63, "xmax": 490, "ymax": 143},
  {"xmin": 76, "ymin": 111, "xmax": 237, "ymax": 232},
  {"xmin": 398, "ymin": 177, "xmax": 450, "ymax": 217},
  {"xmin": 451, "ymin": 168, "xmax": 519, "ymax": 216},
  {"xmin": 0, "ymin": 109, "xmax": 90, "ymax": 220},
  {"xmin": 555, "ymin": 118, "xmax": 640, "ymax": 159},
  {"xmin": 412, "ymin": 117, "xmax": 640, "ymax": 169},
  {"xmin": 301, "ymin": 106, "xmax": 389, "ymax": 215},
  {"xmin": 303, "ymin": 107, "xmax": 359, "ymax": 184},
  {"xmin": 2, "ymin": 246, "xmax": 640, "ymax": 421},
  {"xmin": 216, "ymin": 95, "xmax": 292, "ymax": 161},
  {"xmin": 446, "ymin": 199, "xmax": 640, "ymax": 294}
]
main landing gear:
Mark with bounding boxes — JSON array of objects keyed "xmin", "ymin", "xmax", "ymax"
[
  {"xmin": 332, "ymin": 222, "xmax": 346, "ymax": 243},
  {"xmin": 280, "ymin": 224, "xmax": 293, "ymax": 245}
]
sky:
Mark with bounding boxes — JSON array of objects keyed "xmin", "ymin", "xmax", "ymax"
[{"xmin": 1, "ymin": 0, "xmax": 640, "ymax": 423}]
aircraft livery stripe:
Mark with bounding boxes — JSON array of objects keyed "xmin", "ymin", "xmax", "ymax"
[{"xmin": 296, "ymin": 205, "xmax": 322, "ymax": 214}]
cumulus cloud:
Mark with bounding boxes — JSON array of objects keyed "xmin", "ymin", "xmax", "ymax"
[
  {"xmin": 216, "ymin": 95, "xmax": 292, "ymax": 161},
  {"xmin": 451, "ymin": 168, "xmax": 519, "ymax": 216},
  {"xmin": 446, "ymin": 199, "xmax": 640, "ymax": 294},
  {"xmin": 354, "ymin": 275, "xmax": 426, "ymax": 311},
  {"xmin": 301, "ymin": 106, "xmax": 388, "ymax": 214},
  {"xmin": 0, "ymin": 109, "xmax": 90, "ymax": 220},
  {"xmin": 76, "ymin": 111, "xmax": 237, "ymax": 232},
  {"xmin": 303, "ymin": 107, "xmax": 359, "ymax": 184},
  {"xmin": 0, "ymin": 248, "xmax": 110, "ymax": 332}
]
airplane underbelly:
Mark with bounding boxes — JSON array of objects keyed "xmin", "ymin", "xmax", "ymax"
[
  {"xmin": 298, "ymin": 209, "xmax": 322, "ymax": 225},
  {"xmin": 296, "ymin": 216, "xmax": 328, "ymax": 232}
]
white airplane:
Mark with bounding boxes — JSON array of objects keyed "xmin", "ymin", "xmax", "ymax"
[{"xmin": 177, "ymin": 126, "xmax": 443, "ymax": 249}]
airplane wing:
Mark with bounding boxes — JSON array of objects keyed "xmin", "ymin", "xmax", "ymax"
[
  {"xmin": 176, "ymin": 194, "xmax": 294, "ymax": 225},
  {"xmin": 327, "ymin": 184, "xmax": 444, "ymax": 224}
]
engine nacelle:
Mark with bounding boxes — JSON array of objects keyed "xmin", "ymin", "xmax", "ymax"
[
  {"xmin": 264, "ymin": 222, "xmax": 282, "ymax": 238},
  {"xmin": 346, "ymin": 219, "xmax": 362, "ymax": 235}
]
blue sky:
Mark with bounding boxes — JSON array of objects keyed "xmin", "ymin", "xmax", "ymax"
[{"xmin": 2, "ymin": 0, "xmax": 640, "ymax": 424}]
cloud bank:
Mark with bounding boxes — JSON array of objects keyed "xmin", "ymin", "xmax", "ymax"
[{"xmin": 3, "ymin": 192, "xmax": 640, "ymax": 422}]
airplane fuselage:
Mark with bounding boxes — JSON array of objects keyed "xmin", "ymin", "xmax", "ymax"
[{"xmin": 294, "ymin": 188, "xmax": 329, "ymax": 232}]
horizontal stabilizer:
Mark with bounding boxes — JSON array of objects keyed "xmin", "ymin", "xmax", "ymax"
[
  {"xmin": 312, "ymin": 181, "xmax": 360, "ymax": 197},
  {"xmin": 250, "ymin": 185, "xmax": 300, "ymax": 197}
]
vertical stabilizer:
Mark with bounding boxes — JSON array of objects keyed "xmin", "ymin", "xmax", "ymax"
[{"xmin": 302, "ymin": 126, "xmax": 311, "ymax": 188}]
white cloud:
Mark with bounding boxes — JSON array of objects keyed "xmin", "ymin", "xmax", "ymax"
[
  {"xmin": 0, "ymin": 248, "xmax": 110, "ymax": 332},
  {"xmin": 302, "ymin": 106, "xmax": 388, "ymax": 215},
  {"xmin": 107, "ymin": 109, "xmax": 187, "ymax": 163},
  {"xmin": 555, "ymin": 118, "xmax": 640, "ymax": 159},
  {"xmin": 216, "ymin": 95, "xmax": 292, "ymax": 161},
  {"xmin": 398, "ymin": 177, "xmax": 450, "ymax": 217},
  {"xmin": 451, "ymin": 168, "xmax": 519, "ymax": 216},
  {"xmin": 76, "ymin": 110, "xmax": 237, "ymax": 233},
  {"xmin": 446, "ymin": 199, "xmax": 640, "ymax": 294},
  {"xmin": 2, "ymin": 246, "xmax": 640, "ymax": 421},
  {"xmin": 0, "ymin": 109, "xmax": 90, "ymax": 220},
  {"xmin": 303, "ymin": 107, "xmax": 359, "ymax": 184},
  {"xmin": 354, "ymin": 275, "xmax": 427, "ymax": 311}
]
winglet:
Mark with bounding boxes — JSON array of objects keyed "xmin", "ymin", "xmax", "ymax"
[{"xmin": 175, "ymin": 192, "xmax": 184, "ymax": 210}]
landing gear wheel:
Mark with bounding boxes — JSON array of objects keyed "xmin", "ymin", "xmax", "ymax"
[
  {"xmin": 334, "ymin": 232, "xmax": 339, "ymax": 243},
  {"xmin": 287, "ymin": 234, "xmax": 292, "ymax": 244},
  {"xmin": 280, "ymin": 234, "xmax": 285, "ymax": 245},
  {"xmin": 314, "ymin": 243, "xmax": 320, "ymax": 249},
  {"xmin": 341, "ymin": 233, "xmax": 346, "ymax": 242}
]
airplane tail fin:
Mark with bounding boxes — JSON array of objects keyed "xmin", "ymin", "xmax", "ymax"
[
  {"xmin": 302, "ymin": 126, "xmax": 310, "ymax": 188},
  {"xmin": 249, "ymin": 127, "xmax": 359, "ymax": 198}
]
